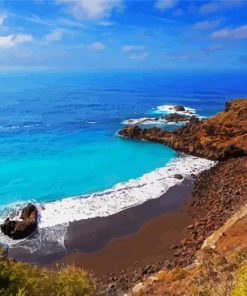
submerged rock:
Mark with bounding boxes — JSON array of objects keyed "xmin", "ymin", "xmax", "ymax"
[
  {"xmin": 1, "ymin": 203, "xmax": 38, "ymax": 240},
  {"xmin": 118, "ymin": 99, "xmax": 247, "ymax": 160}
]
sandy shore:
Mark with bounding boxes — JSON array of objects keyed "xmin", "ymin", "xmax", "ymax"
[
  {"xmin": 56, "ymin": 178, "xmax": 193, "ymax": 278},
  {"xmin": 9, "ymin": 178, "xmax": 193, "ymax": 271}
]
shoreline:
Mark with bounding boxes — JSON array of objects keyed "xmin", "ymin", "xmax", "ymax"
[
  {"xmin": 6, "ymin": 156, "xmax": 247, "ymax": 295},
  {"xmin": 8, "ymin": 177, "xmax": 194, "ymax": 265},
  {"xmin": 4, "ymin": 154, "xmax": 214, "ymax": 264},
  {"xmin": 38, "ymin": 154, "xmax": 214, "ymax": 228}
]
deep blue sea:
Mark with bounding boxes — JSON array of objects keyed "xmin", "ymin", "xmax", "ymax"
[{"xmin": 0, "ymin": 71, "xmax": 246, "ymax": 212}]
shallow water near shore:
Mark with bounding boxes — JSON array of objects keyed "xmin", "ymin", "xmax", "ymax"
[{"xmin": 0, "ymin": 71, "xmax": 247, "ymax": 243}]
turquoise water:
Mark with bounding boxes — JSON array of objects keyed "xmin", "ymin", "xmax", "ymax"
[
  {"xmin": 0, "ymin": 71, "xmax": 247, "ymax": 210},
  {"xmin": 0, "ymin": 130, "xmax": 175, "ymax": 206}
]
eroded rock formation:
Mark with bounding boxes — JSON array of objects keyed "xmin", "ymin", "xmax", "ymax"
[{"xmin": 119, "ymin": 99, "xmax": 247, "ymax": 160}]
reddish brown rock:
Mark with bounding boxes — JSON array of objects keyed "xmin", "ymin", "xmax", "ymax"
[
  {"xmin": 119, "ymin": 99, "xmax": 247, "ymax": 160},
  {"xmin": 162, "ymin": 113, "xmax": 191, "ymax": 123}
]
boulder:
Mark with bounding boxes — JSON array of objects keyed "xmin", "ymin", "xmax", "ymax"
[
  {"xmin": 174, "ymin": 105, "xmax": 185, "ymax": 112},
  {"xmin": 20, "ymin": 203, "xmax": 38, "ymax": 222},
  {"xmin": 1, "ymin": 203, "xmax": 38, "ymax": 240},
  {"xmin": 174, "ymin": 174, "xmax": 183, "ymax": 180}
]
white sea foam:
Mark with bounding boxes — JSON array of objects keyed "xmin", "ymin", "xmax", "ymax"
[
  {"xmin": 36, "ymin": 155, "xmax": 215, "ymax": 228},
  {"xmin": 122, "ymin": 117, "xmax": 167, "ymax": 125},
  {"xmin": 122, "ymin": 104, "xmax": 199, "ymax": 126},
  {"xmin": 153, "ymin": 104, "xmax": 196, "ymax": 115},
  {"xmin": 0, "ymin": 155, "xmax": 216, "ymax": 248},
  {"xmin": 122, "ymin": 117, "xmax": 188, "ymax": 126}
]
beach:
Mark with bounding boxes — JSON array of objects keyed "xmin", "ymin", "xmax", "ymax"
[
  {"xmin": 8, "ymin": 177, "xmax": 195, "ymax": 291},
  {"xmin": 5, "ymin": 152, "xmax": 214, "ymax": 262},
  {"xmin": 58, "ymin": 178, "xmax": 193, "ymax": 273}
]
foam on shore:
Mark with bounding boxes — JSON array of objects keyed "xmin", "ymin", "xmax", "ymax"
[
  {"xmin": 37, "ymin": 155, "xmax": 215, "ymax": 228},
  {"xmin": 122, "ymin": 117, "xmax": 188, "ymax": 126},
  {"xmin": 122, "ymin": 104, "xmax": 200, "ymax": 126},
  {"xmin": 151, "ymin": 104, "xmax": 196, "ymax": 115}
]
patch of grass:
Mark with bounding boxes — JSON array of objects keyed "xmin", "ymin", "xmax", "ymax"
[
  {"xmin": 0, "ymin": 258, "xmax": 95, "ymax": 296},
  {"xmin": 230, "ymin": 264, "xmax": 247, "ymax": 296},
  {"xmin": 190, "ymin": 248, "xmax": 243, "ymax": 296},
  {"xmin": 170, "ymin": 267, "xmax": 189, "ymax": 281}
]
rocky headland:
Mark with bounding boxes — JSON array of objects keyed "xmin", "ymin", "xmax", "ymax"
[
  {"xmin": 100, "ymin": 98, "xmax": 247, "ymax": 295},
  {"xmin": 123, "ymin": 112, "xmax": 194, "ymax": 125},
  {"xmin": 119, "ymin": 99, "xmax": 247, "ymax": 160}
]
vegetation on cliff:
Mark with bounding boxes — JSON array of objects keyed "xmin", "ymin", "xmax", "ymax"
[
  {"xmin": 0, "ymin": 254, "xmax": 95, "ymax": 296},
  {"xmin": 129, "ymin": 214, "xmax": 247, "ymax": 296}
]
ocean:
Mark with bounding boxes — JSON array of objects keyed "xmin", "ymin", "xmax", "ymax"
[{"xmin": 0, "ymin": 71, "xmax": 246, "ymax": 242}]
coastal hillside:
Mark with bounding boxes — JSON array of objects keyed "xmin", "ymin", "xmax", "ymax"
[
  {"xmin": 0, "ymin": 254, "xmax": 95, "ymax": 296},
  {"xmin": 112, "ymin": 99, "xmax": 247, "ymax": 296},
  {"xmin": 128, "ymin": 205, "xmax": 247, "ymax": 296},
  {"xmin": 119, "ymin": 99, "xmax": 247, "ymax": 160},
  {"xmin": 101, "ymin": 155, "xmax": 247, "ymax": 296}
]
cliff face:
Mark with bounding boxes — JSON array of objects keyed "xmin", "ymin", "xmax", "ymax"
[{"xmin": 118, "ymin": 99, "xmax": 247, "ymax": 160}]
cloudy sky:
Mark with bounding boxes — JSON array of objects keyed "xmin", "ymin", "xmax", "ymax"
[{"xmin": 0, "ymin": 0, "xmax": 247, "ymax": 71}]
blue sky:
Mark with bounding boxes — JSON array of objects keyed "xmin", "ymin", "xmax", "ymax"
[{"xmin": 0, "ymin": 0, "xmax": 247, "ymax": 71}]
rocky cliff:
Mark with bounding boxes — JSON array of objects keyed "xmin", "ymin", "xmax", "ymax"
[{"xmin": 118, "ymin": 99, "xmax": 247, "ymax": 160}]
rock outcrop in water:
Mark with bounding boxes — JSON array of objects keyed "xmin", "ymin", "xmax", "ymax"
[
  {"xmin": 119, "ymin": 99, "xmax": 247, "ymax": 160},
  {"xmin": 173, "ymin": 105, "xmax": 185, "ymax": 112},
  {"xmin": 1, "ymin": 203, "xmax": 38, "ymax": 239},
  {"xmin": 162, "ymin": 113, "xmax": 192, "ymax": 123}
]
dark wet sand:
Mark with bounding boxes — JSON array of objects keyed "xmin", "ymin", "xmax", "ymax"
[
  {"xmin": 8, "ymin": 178, "xmax": 194, "ymax": 281},
  {"xmin": 57, "ymin": 178, "xmax": 194, "ymax": 278}
]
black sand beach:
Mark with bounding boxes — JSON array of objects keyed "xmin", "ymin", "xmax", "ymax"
[{"xmin": 9, "ymin": 178, "xmax": 193, "ymax": 273}]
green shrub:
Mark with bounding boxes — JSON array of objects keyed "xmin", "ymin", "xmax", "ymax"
[
  {"xmin": 231, "ymin": 264, "xmax": 247, "ymax": 296},
  {"xmin": 0, "ymin": 258, "xmax": 95, "ymax": 296}
]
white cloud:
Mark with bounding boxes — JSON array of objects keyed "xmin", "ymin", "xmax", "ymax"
[
  {"xmin": 192, "ymin": 19, "xmax": 224, "ymax": 31},
  {"xmin": 202, "ymin": 44, "xmax": 224, "ymax": 55},
  {"xmin": 211, "ymin": 29, "xmax": 230, "ymax": 39},
  {"xmin": 199, "ymin": 3, "xmax": 219, "ymax": 14},
  {"xmin": 0, "ymin": 34, "xmax": 33, "ymax": 48},
  {"xmin": 121, "ymin": 45, "xmax": 145, "ymax": 52},
  {"xmin": 45, "ymin": 29, "xmax": 64, "ymax": 42},
  {"xmin": 99, "ymin": 21, "xmax": 113, "ymax": 26},
  {"xmin": 15, "ymin": 34, "xmax": 33, "ymax": 43},
  {"xmin": 130, "ymin": 52, "xmax": 149, "ymax": 60},
  {"xmin": 164, "ymin": 51, "xmax": 189, "ymax": 60},
  {"xmin": 0, "ymin": 13, "xmax": 7, "ymax": 26},
  {"xmin": 234, "ymin": 25, "xmax": 247, "ymax": 39},
  {"xmin": 122, "ymin": 44, "xmax": 148, "ymax": 60},
  {"xmin": 211, "ymin": 25, "xmax": 247, "ymax": 40},
  {"xmin": 58, "ymin": 18, "xmax": 85, "ymax": 28},
  {"xmin": 155, "ymin": 0, "xmax": 178, "ymax": 11},
  {"xmin": 56, "ymin": 0, "xmax": 123, "ymax": 20},
  {"xmin": 199, "ymin": 0, "xmax": 245, "ymax": 14},
  {"xmin": 89, "ymin": 41, "xmax": 105, "ymax": 50}
]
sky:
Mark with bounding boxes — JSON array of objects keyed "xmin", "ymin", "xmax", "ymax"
[{"xmin": 0, "ymin": 0, "xmax": 247, "ymax": 71}]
